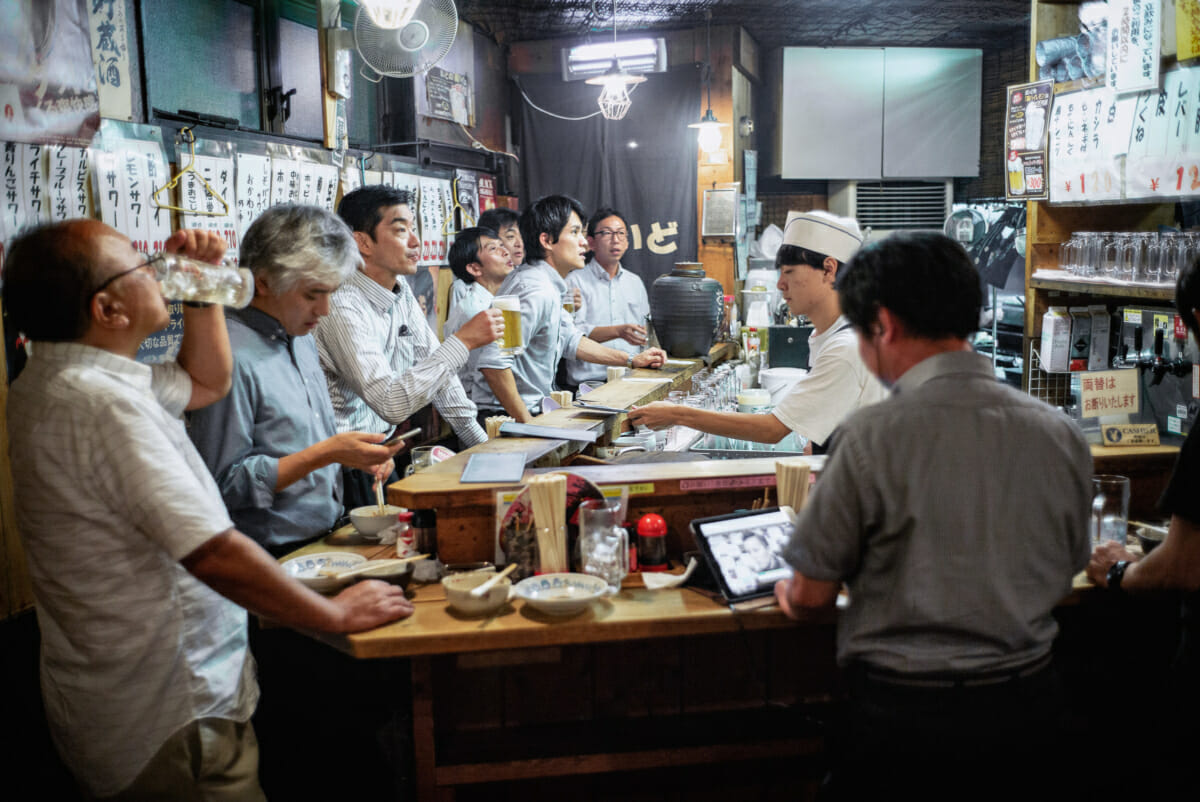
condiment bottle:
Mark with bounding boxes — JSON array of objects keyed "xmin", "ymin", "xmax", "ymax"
[
  {"xmin": 637, "ymin": 513, "xmax": 668, "ymax": 572},
  {"xmin": 412, "ymin": 509, "xmax": 437, "ymax": 557}
]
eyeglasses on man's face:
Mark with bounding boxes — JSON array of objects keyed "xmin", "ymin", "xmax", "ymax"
[
  {"xmin": 89, "ymin": 253, "xmax": 159, "ymax": 300},
  {"xmin": 592, "ymin": 229, "xmax": 628, "ymax": 241}
]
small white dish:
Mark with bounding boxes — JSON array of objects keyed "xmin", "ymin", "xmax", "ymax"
[
  {"xmin": 350, "ymin": 504, "xmax": 404, "ymax": 536},
  {"xmin": 442, "ymin": 572, "xmax": 512, "ymax": 616},
  {"xmin": 513, "ymin": 572, "xmax": 607, "ymax": 617},
  {"xmin": 282, "ymin": 552, "xmax": 366, "ymax": 593}
]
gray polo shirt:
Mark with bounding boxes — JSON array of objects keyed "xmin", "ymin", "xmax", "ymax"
[{"xmin": 783, "ymin": 350, "xmax": 1092, "ymax": 674}]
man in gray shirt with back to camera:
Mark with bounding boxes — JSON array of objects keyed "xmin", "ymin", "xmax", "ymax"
[{"xmin": 774, "ymin": 232, "xmax": 1092, "ymax": 802}]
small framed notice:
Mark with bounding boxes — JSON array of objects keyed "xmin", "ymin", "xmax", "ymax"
[{"xmin": 701, "ymin": 187, "xmax": 738, "ymax": 237}]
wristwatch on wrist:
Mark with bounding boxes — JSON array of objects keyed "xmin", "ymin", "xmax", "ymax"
[
  {"xmin": 626, "ymin": 353, "xmax": 634, "ymax": 369},
  {"xmin": 1106, "ymin": 560, "xmax": 1130, "ymax": 592}
]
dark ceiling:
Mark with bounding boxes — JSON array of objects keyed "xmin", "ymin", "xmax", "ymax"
[{"xmin": 457, "ymin": 0, "xmax": 1032, "ymax": 50}]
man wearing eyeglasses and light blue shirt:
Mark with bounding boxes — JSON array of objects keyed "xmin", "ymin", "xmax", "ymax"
[{"xmin": 562, "ymin": 207, "xmax": 650, "ymax": 391}]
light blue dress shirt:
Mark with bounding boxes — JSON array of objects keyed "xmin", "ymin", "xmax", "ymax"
[
  {"xmin": 188, "ymin": 307, "xmax": 342, "ymax": 552},
  {"xmin": 473, "ymin": 260, "xmax": 583, "ymax": 414},
  {"xmin": 563, "ymin": 258, "xmax": 649, "ymax": 386}
]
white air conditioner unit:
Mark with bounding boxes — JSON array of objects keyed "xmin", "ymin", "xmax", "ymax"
[
  {"xmin": 561, "ymin": 38, "xmax": 667, "ymax": 82},
  {"xmin": 828, "ymin": 180, "xmax": 953, "ymax": 241}
]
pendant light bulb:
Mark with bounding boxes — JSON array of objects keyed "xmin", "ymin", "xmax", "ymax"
[
  {"xmin": 690, "ymin": 108, "xmax": 728, "ymax": 154},
  {"xmin": 359, "ymin": 0, "xmax": 421, "ymax": 29},
  {"xmin": 586, "ymin": 60, "xmax": 645, "ymax": 121}
]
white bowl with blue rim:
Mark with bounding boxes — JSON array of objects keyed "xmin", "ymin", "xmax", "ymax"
[
  {"xmin": 282, "ymin": 552, "xmax": 366, "ymax": 594},
  {"xmin": 513, "ymin": 572, "xmax": 608, "ymax": 617}
]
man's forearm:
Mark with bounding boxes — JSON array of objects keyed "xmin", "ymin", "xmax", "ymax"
[
  {"xmin": 678, "ymin": 407, "xmax": 791, "ymax": 444},
  {"xmin": 178, "ymin": 304, "xmax": 233, "ymax": 410},
  {"xmin": 481, "ymin": 367, "xmax": 532, "ymax": 423},
  {"xmin": 1125, "ymin": 515, "xmax": 1200, "ymax": 593},
  {"xmin": 276, "ymin": 442, "xmax": 330, "ymax": 491},
  {"xmin": 574, "ymin": 336, "xmax": 627, "ymax": 366},
  {"xmin": 183, "ymin": 529, "xmax": 344, "ymax": 632},
  {"xmin": 587, "ymin": 325, "xmax": 622, "ymax": 344}
]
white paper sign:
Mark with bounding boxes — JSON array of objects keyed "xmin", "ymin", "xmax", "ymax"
[
  {"xmin": 131, "ymin": 141, "xmax": 171, "ymax": 253},
  {"xmin": 87, "ymin": 0, "xmax": 134, "ymax": 121},
  {"xmin": 235, "ymin": 153, "xmax": 272, "ymax": 244},
  {"xmin": 315, "ymin": 163, "xmax": 339, "ymax": 211},
  {"xmin": 1109, "ymin": 0, "xmax": 1162, "ymax": 95}
]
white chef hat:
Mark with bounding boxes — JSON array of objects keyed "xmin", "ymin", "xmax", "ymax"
[{"xmin": 781, "ymin": 210, "xmax": 864, "ymax": 264}]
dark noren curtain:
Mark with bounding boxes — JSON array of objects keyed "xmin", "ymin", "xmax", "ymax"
[{"xmin": 517, "ymin": 65, "xmax": 701, "ymax": 288}]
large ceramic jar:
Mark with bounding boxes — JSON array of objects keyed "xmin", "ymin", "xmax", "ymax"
[{"xmin": 649, "ymin": 262, "xmax": 723, "ymax": 358}]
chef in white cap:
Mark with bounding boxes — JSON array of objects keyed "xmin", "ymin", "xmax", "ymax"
[{"xmin": 629, "ymin": 210, "xmax": 888, "ymax": 453}]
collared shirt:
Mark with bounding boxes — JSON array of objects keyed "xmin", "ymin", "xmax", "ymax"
[
  {"xmin": 444, "ymin": 281, "xmax": 493, "ymax": 392},
  {"xmin": 771, "ymin": 316, "xmax": 889, "ymax": 446},
  {"xmin": 189, "ymin": 307, "xmax": 342, "ymax": 552},
  {"xmin": 473, "ymin": 259, "xmax": 584, "ymax": 413},
  {"xmin": 449, "ymin": 277, "xmax": 470, "ymax": 310},
  {"xmin": 9, "ymin": 342, "xmax": 256, "ymax": 797},
  {"xmin": 315, "ymin": 269, "xmax": 486, "ymax": 446},
  {"xmin": 563, "ymin": 258, "xmax": 650, "ymax": 385},
  {"xmin": 783, "ymin": 350, "xmax": 1092, "ymax": 674}
]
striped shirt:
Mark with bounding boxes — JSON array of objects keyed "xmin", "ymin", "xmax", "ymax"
[
  {"xmin": 315, "ymin": 268, "xmax": 487, "ymax": 446},
  {"xmin": 8, "ymin": 342, "xmax": 256, "ymax": 796}
]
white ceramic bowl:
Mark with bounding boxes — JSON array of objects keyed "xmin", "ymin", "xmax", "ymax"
[
  {"xmin": 350, "ymin": 505, "xmax": 404, "ymax": 536},
  {"xmin": 513, "ymin": 572, "xmax": 608, "ymax": 617},
  {"xmin": 442, "ymin": 572, "xmax": 512, "ymax": 616},
  {"xmin": 281, "ymin": 552, "xmax": 366, "ymax": 593}
]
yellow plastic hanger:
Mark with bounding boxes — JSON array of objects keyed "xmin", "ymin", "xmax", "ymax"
[{"xmin": 152, "ymin": 127, "xmax": 230, "ymax": 217}]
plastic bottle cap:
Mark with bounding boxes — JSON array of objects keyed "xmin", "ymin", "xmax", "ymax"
[{"xmin": 636, "ymin": 513, "xmax": 667, "ymax": 536}]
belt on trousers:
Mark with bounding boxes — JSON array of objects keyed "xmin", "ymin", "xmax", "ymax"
[{"xmin": 853, "ymin": 651, "xmax": 1054, "ymax": 690}]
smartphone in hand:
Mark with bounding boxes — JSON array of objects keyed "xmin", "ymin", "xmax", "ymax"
[{"xmin": 382, "ymin": 426, "xmax": 422, "ymax": 447}]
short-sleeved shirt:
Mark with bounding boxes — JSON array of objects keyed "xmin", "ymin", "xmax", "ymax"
[
  {"xmin": 562, "ymin": 258, "xmax": 650, "ymax": 386},
  {"xmin": 444, "ymin": 281, "xmax": 493, "ymax": 389},
  {"xmin": 9, "ymin": 342, "xmax": 256, "ymax": 797},
  {"xmin": 771, "ymin": 316, "xmax": 889, "ymax": 446},
  {"xmin": 316, "ymin": 269, "xmax": 486, "ymax": 446},
  {"xmin": 472, "ymin": 259, "xmax": 583, "ymax": 413},
  {"xmin": 783, "ymin": 350, "xmax": 1092, "ymax": 674},
  {"xmin": 188, "ymin": 307, "xmax": 343, "ymax": 552}
]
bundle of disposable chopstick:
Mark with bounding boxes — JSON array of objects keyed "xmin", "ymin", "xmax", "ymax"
[
  {"xmin": 775, "ymin": 457, "xmax": 812, "ymax": 511},
  {"xmin": 527, "ymin": 473, "xmax": 567, "ymax": 572},
  {"xmin": 550, "ymin": 390, "xmax": 573, "ymax": 408},
  {"xmin": 485, "ymin": 415, "xmax": 513, "ymax": 439}
]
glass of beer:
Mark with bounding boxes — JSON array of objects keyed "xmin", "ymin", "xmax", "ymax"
[
  {"xmin": 561, "ymin": 290, "xmax": 576, "ymax": 316},
  {"xmin": 493, "ymin": 295, "xmax": 523, "ymax": 356}
]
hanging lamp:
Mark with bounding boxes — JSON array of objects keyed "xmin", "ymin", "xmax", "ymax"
[
  {"xmin": 584, "ymin": 0, "xmax": 645, "ymax": 120},
  {"xmin": 689, "ymin": 10, "xmax": 728, "ymax": 155}
]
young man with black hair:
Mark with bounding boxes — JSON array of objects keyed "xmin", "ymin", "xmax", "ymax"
[
  {"xmin": 450, "ymin": 207, "xmax": 526, "ymax": 310},
  {"xmin": 472, "ymin": 194, "xmax": 666, "ymax": 422},
  {"xmin": 562, "ymin": 206, "xmax": 650, "ymax": 390},
  {"xmin": 630, "ymin": 211, "xmax": 886, "ymax": 453},
  {"xmin": 4, "ymin": 219, "xmax": 411, "ymax": 800},
  {"xmin": 444, "ymin": 226, "xmax": 512, "ymax": 394},
  {"xmin": 775, "ymin": 231, "xmax": 1091, "ymax": 800},
  {"xmin": 317, "ymin": 185, "xmax": 504, "ymax": 505}
]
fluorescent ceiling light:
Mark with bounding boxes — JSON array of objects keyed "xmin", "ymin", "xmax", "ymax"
[{"xmin": 562, "ymin": 38, "xmax": 667, "ymax": 82}]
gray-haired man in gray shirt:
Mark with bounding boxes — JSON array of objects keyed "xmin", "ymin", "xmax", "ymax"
[{"xmin": 775, "ymin": 232, "xmax": 1091, "ymax": 801}]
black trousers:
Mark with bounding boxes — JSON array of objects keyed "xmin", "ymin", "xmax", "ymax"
[{"xmin": 825, "ymin": 661, "xmax": 1080, "ymax": 802}]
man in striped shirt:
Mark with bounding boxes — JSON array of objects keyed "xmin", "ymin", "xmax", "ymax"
[{"xmin": 319, "ymin": 185, "xmax": 504, "ymax": 507}]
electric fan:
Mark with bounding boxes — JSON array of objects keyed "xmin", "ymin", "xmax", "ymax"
[{"xmin": 354, "ymin": 0, "xmax": 458, "ymax": 80}]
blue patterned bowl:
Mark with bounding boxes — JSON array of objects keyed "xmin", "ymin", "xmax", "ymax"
[
  {"xmin": 282, "ymin": 552, "xmax": 367, "ymax": 593},
  {"xmin": 513, "ymin": 572, "xmax": 608, "ymax": 617}
]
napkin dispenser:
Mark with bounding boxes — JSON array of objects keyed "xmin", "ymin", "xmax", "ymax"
[{"xmin": 767, "ymin": 325, "xmax": 812, "ymax": 369}]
